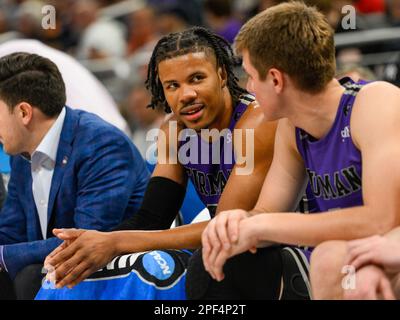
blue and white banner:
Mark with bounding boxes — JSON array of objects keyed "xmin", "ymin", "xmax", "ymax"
[{"xmin": 36, "ymin": 250, "xmax": 191, "ymax": 300}]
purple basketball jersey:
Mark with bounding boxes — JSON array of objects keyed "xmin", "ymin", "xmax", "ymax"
[
  {"xmin": 179, "ymin": 94, "xmax": 255, "ymax": 216},
  {"xmin": 295, "ymin": 78, "xmax": 367, "ymax": 213}
]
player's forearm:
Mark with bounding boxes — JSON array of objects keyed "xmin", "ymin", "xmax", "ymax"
[
  {"xmin": 111, "ymin": 221, "xmax": 208, "ymax": 254},
  {"xmin": 249, "ymin": 206, "xmax": 398, "ymax": 247}
]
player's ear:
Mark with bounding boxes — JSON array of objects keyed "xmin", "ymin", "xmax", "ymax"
[
  {"xmin": 218, "ymin": 66, "xmax": 228, "ymax": 88},
  {"xmin": 269, "ymin": 68, "xmax": 284, "ymax": 94}
]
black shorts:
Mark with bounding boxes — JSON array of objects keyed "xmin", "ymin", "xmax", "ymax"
[{"xmin": 186, "ymin": 246, "xmax": 311, "ymax": 300}]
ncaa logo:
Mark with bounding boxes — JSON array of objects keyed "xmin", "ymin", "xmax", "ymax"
[{"xmin": 142, "ymin": 251, "xmax": 175, "ymax": 281}]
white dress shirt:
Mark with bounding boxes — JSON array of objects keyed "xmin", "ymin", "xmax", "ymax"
[{"xmin": 31, "ymin": 107, "xmax": 66, "ymax": 239}]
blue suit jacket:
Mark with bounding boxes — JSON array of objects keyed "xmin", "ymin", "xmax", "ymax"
[{"xmin": 0, "ymin": 107, "xmax": 150, "ymax": 278}]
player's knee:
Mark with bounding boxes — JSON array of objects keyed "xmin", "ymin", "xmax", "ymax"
[
  {"xmin": 311, "ymin": 241, "xmax": 347, "ymax": 276},
  {"xmin": 310, "ymin": 241, "xmax": 349, "ymax": 299}
]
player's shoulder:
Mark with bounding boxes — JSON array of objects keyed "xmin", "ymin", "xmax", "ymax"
[
  {"xmin": 353, "ymin": 80, "xmax": 400, "ymax": 119},
  {"xmin": 360, "ymin": 80, "xmax": 399, "ymax": 91},
  {"xmin": 235, "ymin": 94, "xmax": 278, "ymax": 135},
  {"xmin": 234, "ymin": 94, "xmax": 264, "ymax": 129},
  {"xmin": 357, "ymin": 80, "xmax": 400, "ymax": 102},
  {"xmin": 351, "ymin": 81, "xmax": 400, "ymax": 146}
]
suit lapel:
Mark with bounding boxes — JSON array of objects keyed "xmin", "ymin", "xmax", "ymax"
[{"xmin": 47, "ymin": 107, "xmax": 78, "ymax": 221}]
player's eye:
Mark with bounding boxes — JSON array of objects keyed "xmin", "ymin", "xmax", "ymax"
[
  {"xmin": 192, "ymin": 74, "xmax": 204, "ymax": 82},
  {"xmin": 166, "ymin": 82, "xmax": 178, "ymax": 90}
]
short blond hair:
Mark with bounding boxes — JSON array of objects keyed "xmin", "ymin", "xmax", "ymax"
[{"xmin": 235, "ymin": 1, "xmax": 336, "ymax": 93}]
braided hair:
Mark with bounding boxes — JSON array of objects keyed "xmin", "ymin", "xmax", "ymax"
[{"xmin": 145, "ymin": 26, "xmax": 247, "ymax": 113}]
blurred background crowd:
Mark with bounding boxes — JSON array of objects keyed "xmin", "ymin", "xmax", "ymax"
[{"xmin": 0, "ymin": 0, "xmax": 399, "ymax": 162}]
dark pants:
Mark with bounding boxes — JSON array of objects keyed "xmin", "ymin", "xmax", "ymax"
[
  {"xmin": 0, "ymin": 264, "xmax": 44, "ymax": 300},
  {"xmin": 186, "ymin": 248, "xmax": 283, "ymax": 300},
  {"xmin": 186, "ymin": 246, "xmax": 311, "ymax": 300}
]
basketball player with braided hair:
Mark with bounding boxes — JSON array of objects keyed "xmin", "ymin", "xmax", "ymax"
[{"xmin": 34, "ymin": 27, "xmax": 277, "ymax": 300}]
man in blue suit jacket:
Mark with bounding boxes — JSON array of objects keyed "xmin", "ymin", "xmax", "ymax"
[{"xmin": 0, "ymin": 52, "xmax": 150, "ymax": 299}]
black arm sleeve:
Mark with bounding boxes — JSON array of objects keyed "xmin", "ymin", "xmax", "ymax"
[{"xmin": 112, "ymin": 176, "xmax": 186, "ymax": 231}]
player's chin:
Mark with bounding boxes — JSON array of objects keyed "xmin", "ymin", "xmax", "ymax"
[{"xmin": 184, "ymin": 119, "xmax": 207, "ymax": 132}]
